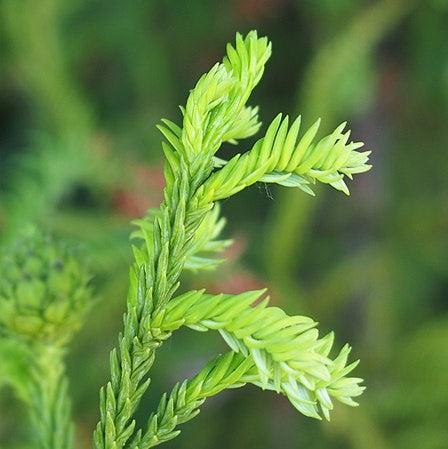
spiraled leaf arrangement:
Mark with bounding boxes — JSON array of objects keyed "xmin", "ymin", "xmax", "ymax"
[
  {"xmin": 94, "ymin": 31, "xmax": 369, "ymax": 449},
  {"xmin": 0, "ymin": 228, "xmax": 94, "ymax": 449},
  {"xmin": 0, "ymin": 229, "xmax": 93, "ymax": 344}
]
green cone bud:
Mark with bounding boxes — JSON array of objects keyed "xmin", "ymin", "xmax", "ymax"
[{"xmin": 0, "ymin": 228, "xmax": 93, "ymax": 344}]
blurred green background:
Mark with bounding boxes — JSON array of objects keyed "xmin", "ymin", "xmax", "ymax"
[{"xmin": 1, "ymin": 0, "xmax": 447, "ymax": 448}]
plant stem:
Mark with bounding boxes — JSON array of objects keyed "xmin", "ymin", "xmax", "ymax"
[
  {"xmin": 93, "ymin": 169, "xmax": 212, "ymax": 449},
  {"xmin": 29, "ymin": 343, "xmax": 73, "ymax": 449}
]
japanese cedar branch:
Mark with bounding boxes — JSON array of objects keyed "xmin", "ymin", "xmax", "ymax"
[{"xmin": 93, "ymin": 31, "xmax": 370, "ymax": 449}]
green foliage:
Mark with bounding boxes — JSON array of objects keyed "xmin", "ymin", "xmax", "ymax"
[
  {"xmin": 0, "ymin": 228, "xmax": 93, "ymax": 344},
  {"xmin": 1, "ymin": 3, "xmax": 446, "ymax": 449},
  {"xmin": 0, "ymin": 339, "xmax": 32, "ymax": 401},
  {"xmin": 0, "ymin": 135, "xmax": 92, "ymax": 245},
  {"xmin": 0, "ymin": 228, "xmax": 94, "ymax": 449},
  {"xmin": 202, "ymin": 116, "xmax": 370, "ymax": 197},
  {"xmin": 153, "ymin": 289, "xmax": 363, "ymax": 418},
  {"xmin": 375, "ymin": 320, "xmax": 448, "ymax": 449},
  {"xmin": 93, "ymin": 31, "xmax": 369, "ymax": 449},
  {"xmin": 301, "ymin": 0, "xmax": 415, "ymax": 123}
]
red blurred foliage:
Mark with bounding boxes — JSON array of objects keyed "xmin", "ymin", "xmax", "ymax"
[
  {"xmin": 222, "ymin": 232, "xmax": 247, "ymax": 262},
  {"xmin": 113, "ymin": 165, "xmax": 165, "ymax": 218},
  {"xmin": 203, "ymin": 234, "xmax": 271, "ymax": 300},
  {"xmin": 232, "ymin": 0, "xmax": 289, "ymax": 21},
  {"xmin": 379, "ymin": 61, "xmax": 403, "ymax": 113},
  {"xmin": 208, "ymin": 269, "xmax": 265, "ymax": 296}
]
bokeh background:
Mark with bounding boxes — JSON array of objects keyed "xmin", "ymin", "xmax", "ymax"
[{"xmin": 1, "ymin": 0, "xmax": 447, "ymax": 448}]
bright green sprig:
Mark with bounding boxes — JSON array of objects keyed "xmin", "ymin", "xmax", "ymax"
[
  {"xmin": 94, "ymin": 30, "xmax": 369, "ymax": 449},
  {"xmin": 178, "ymin": 32, "xmax": 271, "ymax": 161},
  {"xmin": 201, "ymin": 115, "xmax": 371, "ymax": 199},
  {"xmin": 150, "ymin": 289, "xmax": 364, "ymax": 420},
  {"xmin": 128, "ymin": 352, "xmax": 254, "ymax": 449},
  {"xmin": 132, "ymin": 204, "xmax": 231, "ymax": 272},
  {"xmin": 130, "ymin": 345, "xmax": 361, "ymax": 449},
  {"xmin": 94, "ymin": 31, "xmax": 272, "ymax": 449}
]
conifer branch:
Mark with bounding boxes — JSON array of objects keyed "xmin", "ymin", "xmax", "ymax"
[
  {"xmin": 94, "ymin": 31, "xmax": 272, "ymax": 449},
  {"xmin": 202, "ymin": 115, "xmax": 371, "ymax": 199},
  {"xmin": 150, "ymin": 289, "xmax": 364, "ymax": 420},
  {"xmin": 130, "ymin": 343, "xmax": 361, "ymax": 449},
  {"xmin": 93, "ymin": 30, "xmax": 370, "ymax": 449},
  {"xmin": 129, "ymin": 352, "xmax": 254, "ymax": 449}
]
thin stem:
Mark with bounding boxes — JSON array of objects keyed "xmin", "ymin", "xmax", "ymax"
[{"xmin": 29, "ymin": 343, "xmax": 73, "ymax": 449}]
